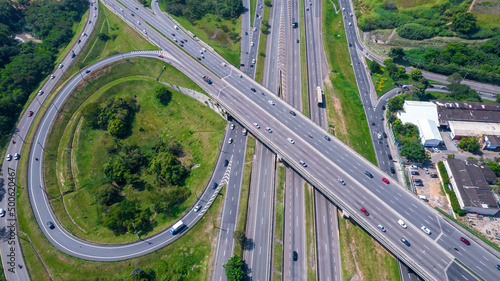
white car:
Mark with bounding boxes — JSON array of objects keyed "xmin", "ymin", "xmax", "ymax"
[
  {"xmin": 287, "ymin": 138, "xmax": 295, "ymax": 144},
  {"xmin": 252, "ymin": 58, "xmax": 256, "ymax": 64},
  {"xmin": 14, "ymin": 153, "xmax": 20, "ymax": 160},
  {"xmin": 349, "ymin": 22, "xmax": 352, "ymax": 26},
  {"xmin": 251, "ymin": 42, "xmax": 254, "ymax": 46},
  {"xmin": 421, "ymin": 226, "xmax": 431, "ymax": 235},
  {"xmin": 342, "ymin": 7, "xmax": 345, "ymax": 11},
  {"xmin": 398, "ymin": 219, "xmax": 407, "ymax": 229},
  {"xmin": 194, "ymin": 204, "xmax": 202, "ymax": 212},
  {"xmin": 377, "ymin": 133, "xmax": 382, "ymax": 140},
  {"xmin": 338, "ymin": 178, "xmax": 346, "ymax": 185},
  {"xmin": 6, "ymin": 154, "xmax": 12, "ymax": 161},
  {"xmin": 0, "ymin": 208, "xmax": 5, "ymax": 217},
  {"xmin": 228, "ymin": 138, "xmax": 233, "ymax": 144},
  {"xmin": 230, "ymin": 124, "xmax": 235, "ymax": 130},
  {"xmin": 424, "ymin": 167, "xmax": 429, "ymax": 174},
  {"xmin": 50, "ymin": 75, "xmax": 55, "ymax": 79},
  {"xmin": 266, "ymin": 127, "xmax": 272, "ymax": 133},
  {"xmin": 253, "ymin": 123, "xmax": 260, "ymax": 129},
  {"xmin": 38, "ymin": 90, "xmax": 44, "ymax": 96},
  {"xmin": 268, "ymin": 100, "xmax": 275, "ymax": 106},
  {"xmin": 410, "ymin": 165, "xmax": 418, "ymax": 170},
  {"xmin": 378, "ymin": 224, "xmax": 386, "ymax": 232}
]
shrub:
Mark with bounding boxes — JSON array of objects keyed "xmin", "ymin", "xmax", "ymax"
[{"xmin": 397, "ymin": 23, "xmax": 435, "ymax": 40}]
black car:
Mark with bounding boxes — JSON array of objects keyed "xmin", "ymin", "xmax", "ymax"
[
  {"xmin": 251, "ymin": 88, "xmax": 256, "ymax": 92},
  {"xmin": 131, "ymin": 13, "xmax": 134, "ymax": 16},
  {"xmin": 415, "ymin": 182, "xmax": 423, "ymax": 186},
  {"xmin": 224, "ymin": 159, "xmax": 229, "ymax": 167},
  {"xmin": 401, "ymin": 238, "xmax": 411, "ymax": 247},
  {"xmin": 71, "ymin": 52, "xmax": 76, "ymax": 58},
  {"xmin": 365, "ymin": 171, "xmax": 373, "ymax": 178},
  {"xmin": 324, "ymin": 135, "xmax": 331, "ymax": 141},
  {"xmin": 411, "ymin": 171, "xmax": 419, "ymax": 175},
  {"xmin": 77, "ymin": 39, "xmax": 81, "ymax": 43},
  {"xmin": 47, "ymin": 221, "xmax": 55, "ymax": 229},
  {"xmin": 289, "ymin": 111, "xmax": 296, "ymax": 116},
  {"xmin": 430, "ymin": 174, "xmax": 438, "ymax": 178},
  {"xmin": 371, "ymin": 121, "xmax": 375, "ymax": 126},
  {"xmin": 390, "ymin": 167, "xmax": 395, "ymax": 174},
  {"xmin": 382, "ymin": 105, "xmax": 386, "ymax": 110},
  {"xmin": 388, "ymin": 154, "xmax": 393, "ymax": 160},
  {"xmin": 211, "ymin": 182, "xmax": 218, "ymax": 189},
  {"xmin": 85, "ymin": 69, "xmax": 91, "ymax": 74},
  {"xmin": 293, "ymin": 251, "xmax": 298, "ymax": 261},
  {"xmin": 383, "ymin": 132, "xmax": 387, "ymax": 138}
]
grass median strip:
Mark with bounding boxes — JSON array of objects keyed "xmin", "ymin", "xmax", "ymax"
[
  {"xmin": 255, "ymin": 2, "xmax": 270, "ymax": 83},
  {"xmin": 234, "ymin": 136, "xmax": 256, "ymax": 256},
  {"xmin": 299, "ymin": 0, "xmax": 309, "ymax": 116},
  {"xmin": 304, "ymin": 183, "xmax": 317, "ymax": 281},
  {"xmin": 272, "ymin": 164, "xmax": 285, "ymax": 276}
]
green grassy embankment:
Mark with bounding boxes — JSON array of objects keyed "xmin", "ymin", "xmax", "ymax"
[{"xmin": 272, "ymin": 165, "xmax": 285, "ymax": 281}]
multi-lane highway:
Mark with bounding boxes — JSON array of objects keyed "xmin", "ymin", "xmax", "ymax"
[
  {"xmin": 211, "ymin": 123, "xmax": 248, "ymax": 281},
  {"xmin": 12, "ymin": 0, "xmax": 500, "ymax": 280},
  {"xmin": 0, "ymin": 2, "xmax": 100, "ymax": 280}
]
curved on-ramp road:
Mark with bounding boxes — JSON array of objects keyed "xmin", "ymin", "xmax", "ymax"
[{"xmin": 27, "ymin": 51, "xmax": 230, "ymax": 261}]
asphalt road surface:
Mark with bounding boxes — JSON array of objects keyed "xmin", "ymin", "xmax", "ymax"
[
  {"xmin": 211, "ymin": 123, "xmax": 248, "ymax": 281},
  {"xmin": 0, "ymin": 2, "xmax": 99, "ymax": 280},
  {"xmin": 23, "ymin": 1, "xmax": 500, "ymax": 280}
]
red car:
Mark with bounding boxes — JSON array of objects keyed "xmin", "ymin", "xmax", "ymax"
[
  {"xmin": 28, "ymin": 111, "xmax": 33, "ymax": 117},
  {"xmin": 460, "ymin": 237, "xmax": 470, "ymax": 245},
  {"xmin": 158, "ymin": 54, "xmax": 163, "ymax": 58},
  {"xmin": 360, "ymin": 207, "xmax": 369, "ymax": 216},
  {"xmin": 382, "ymin": 177, "xmax": 389, "ymax": 184}
]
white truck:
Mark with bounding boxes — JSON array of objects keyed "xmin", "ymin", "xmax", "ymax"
[{"xmin": 170, "ymin": 220, "xmax": 185, "ymax": 235}]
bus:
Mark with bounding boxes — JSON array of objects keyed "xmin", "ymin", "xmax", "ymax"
[
  {"xmin": 316, "ymin": 86, "xmax": 323, "ymax": 106},
  {"xmin": 170, "ymin": 220, "xmax": 185, "ymax": 235}
]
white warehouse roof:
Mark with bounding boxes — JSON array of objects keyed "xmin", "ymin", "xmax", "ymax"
[
  {"xmin": 449, "ymin": 121, "xmax": 500, "ymax": 138},
  {"xmin": 417, "ymin": 119, "xmax": 443, "ymax": 147},
  {"xmin": 398, "ymin": 101, "xmax": 439, "ymax": 126}
]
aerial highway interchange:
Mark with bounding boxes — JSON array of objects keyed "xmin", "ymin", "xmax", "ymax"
[{"xmin": 1, "ymin": 0, "xmax": 500, "ymax": 280}]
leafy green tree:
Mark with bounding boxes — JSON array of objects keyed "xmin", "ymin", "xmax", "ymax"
[
  {"xmin": 388, "ymin": 47, "xmax": 405, "ymax": 60},
  {"xmin": 264, "ymin": 0, "xmax": 271, "ymax": 6},
  {"xmin": 447, "ymin": 83, "xmax": 481, "ymax": 101},
  {"xmin": 103, "ymin": 200, "xmax": 140, "ymax": 233},
  {"xmin": 486, "ymin": 161, "xmax": 500, "ymax": 177},
  {"xmin": 446, "ymin": 72, "xmax": 462, "ymax": 84},
  {"xmin": 387, "ymin": 94, "xmax": 409, "ymax": 113},
  {"xmin": 150, "ymin": 151, "xmax": 188, "ymax": 185},
  {"xmin": 400, "ymin": 141, "xmax": 426, "ymax": 163},
  {"xmin": 397, "ymin": 66, "xmax": 406, "ymax": 74},
  {"xmin": 411, "ymin": 82, "xmax": 427, "ymax": 99},
  {"xmin": 155, "ymin": 86, "xmax": 172, "ymax": 106},
  {"xmin": 457, "ymin": 137, "xmax": 480, "ymax": 153},
  {"xmin": 108, "ymin": 118, "xmax": 127, "ymax": 138},
  {"xmin": 102, "ymin": 158, "xmax": 129, "ymax": 184},
  {"xmin": 96, "ymin": 185, "xmax": 122, "ymax": 206},
  {"xmin": 451, "ymin": 13, "xmax": 477, "ymax": 34},
  {"xmin": 233, "ymin": 230, "xmax": 246, "ymax": 249},
  {"xmin": 368, "ymin": 60, "xmax": 381, "ymax": 74},
  {"xmin": 410, "ymin": 69, "xmax": 422, "ymax": 81},
  {"xmin": 82, "ymin": 102, "xmax": 101, "ymax": 128},
  {"xmin": 223, "ymin": 255, "xmax": 245, "ymax": 281},
  {"xmin": 98, "ymin": 33, "xmax": 109, "ymax": 41}
]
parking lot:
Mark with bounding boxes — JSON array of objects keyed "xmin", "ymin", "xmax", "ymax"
[{"xmin": 406, "ymin": 164, "xmax": 448, "ymax": 210}]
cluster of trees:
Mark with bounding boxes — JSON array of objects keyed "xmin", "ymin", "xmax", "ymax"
[
  {"xmin": 83, "ymin": 96, "xmax": 138, "ymax": 138},
  {"xmin": 403, "ymin": 37, "xmax": 500, "ymax": 85},
  {"xmin": 400, "ymin": 141, "xmax": 426, "ymax": 163},
  {"xmin": 438, "ymin": 161, "xmax": 466, "ymax": 216},
  {"xmin": 102, "ymin": 199, "xmax": 153, "ymax": 234},
  {"xmin": 164, "ymin": 0, "xmax": 243, "ymax": 21},
  {"xmin": 446, "ymin": 83, "xmax": 481, "ymax": 102},
  {"xmin": 486, "ymin": 159, "xmax": 500, "ymax": 177},
  {"xmin": 457, "ymin": 137, "xmax": 481, "ymax": 153},
  {"xmin": 356, "ymin": 0, "xmax": 497, "ymax": 40},
  {"xmin": 128, "ymin": 268, "xmax": 156, "ymax": 281},
  {"xmin": 223, "ymin": 255, "xmax": 245, "ymax": 281},
  {"xmin": 0, "ymin": 0, "xmax": 88, "ymax": 146}
]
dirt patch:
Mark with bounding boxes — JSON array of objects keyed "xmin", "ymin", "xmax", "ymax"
[
  {"xmin": 473, "ymin": 0, "xmax": 500, "ymax": 14},
  {"xmin": 328, "ymin": 94, "xmax": 348, "ymax": 136}
]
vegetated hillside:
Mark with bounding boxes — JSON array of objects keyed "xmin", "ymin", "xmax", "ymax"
[
  {"xmin": 355, "ymin": 0, "xmax": 499, "ymax": 40},
  {"xmin": 0, "ymin": 0, "xmax": 87, "ymax": 146}
]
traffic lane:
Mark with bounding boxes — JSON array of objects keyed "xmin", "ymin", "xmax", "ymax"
[
  {"xmin": 249, "ymin": 145, "xmax": 275, "ymax": 281},
  {"xmin": 212, "ymin": 124, "xmax": 247, "ymax": 281},
  {"xmin": 315, "ymin": 191, "xmax": 340, "ymax": 281},
  {"xmin": 27, "ymin": 53, "xmax": 238, "ymax": 260},
  {"xmin": 437, "ymin": 224, "xmax": 500, "ymax": 278},
  {"xmin": 58, "ymin": 3, "xmax": 500, "ymax": 278}
]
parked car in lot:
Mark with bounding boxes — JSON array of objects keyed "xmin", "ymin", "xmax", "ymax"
[
  {"xmin": 411, "ymin": 171, "xmax": 419, "ymax": 175},
  {"xmin": 430, "ymin": 174, "xmax": 438, "ymax": 178},
  {"xmin": 423, "ymin": 167, "xmax": 429, "ymax": 174},
  {"xmin": 415, "ymin": 182, "xmax": 423, "ymax": 186}
]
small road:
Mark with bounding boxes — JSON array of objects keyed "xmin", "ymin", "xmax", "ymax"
[{"xmin": 211, "ymin": 124, "xmax": 248, "ymax": 281}]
